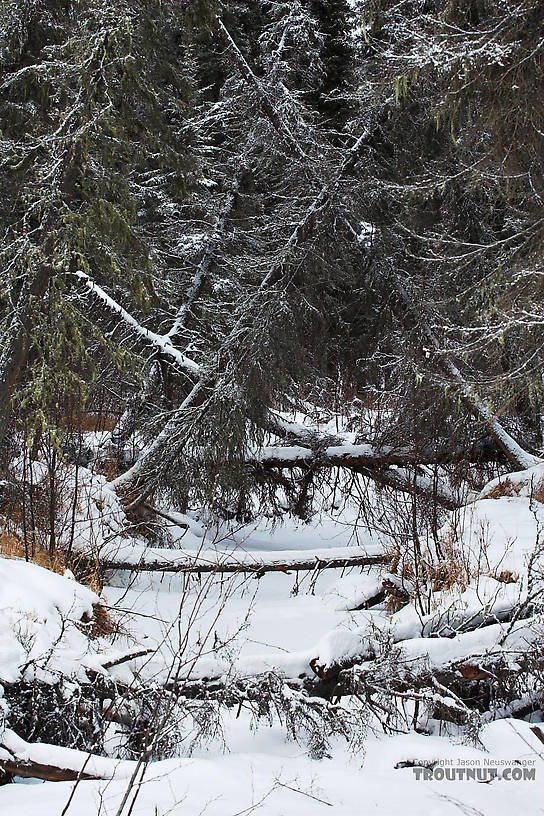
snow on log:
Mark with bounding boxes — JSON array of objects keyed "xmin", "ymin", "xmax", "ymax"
[
  {"xmin": 309, "ymin": 577, "xmax": 528, "ymax": 674},
  {"xmin": 255, "ymin": 429, "xmax": 464, "ymax": 509},
  {"xmin": 256, "ymin": 439, "xmax": 503, "ymax": 470},
  {"xmin": 257, "ymin": 443, "xmax": 425, "ymax": 468},
  {"xmin": 96, "ymin": 544, "xmax": 387, "ymax": 574},
  {"xmin": 148, "ymin": 613, "xmax": 541, "ymax": 705},
  {"xmin": 0, "ymin": 729, "xmax": 136, "ymax": 782},
  {"xmin": 339, "ymin": 616, "xmax": 544, "ymax": 707},
  {"xmin": 0, "ymin": 755, "xmax": 99, "ymax": 783}
]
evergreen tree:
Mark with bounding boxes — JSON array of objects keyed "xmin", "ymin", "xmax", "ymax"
[
  {"xmin": 0, "ymin": 0, "xmax": 210, "ymax": 447},
  {"xmin": 2, "ymin": 0, "xmax": 542, "ymax": 522},
  {"xmin": 344, "ymin": 0, "xmax": 544, "ymax": 454}
]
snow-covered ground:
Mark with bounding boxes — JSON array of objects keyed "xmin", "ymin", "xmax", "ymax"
[
  {"xmin": 1, "ymin": 462, "xmax": 543, "ymax": 814},
  {"xmin": 101, "ymin": 510, "xmax": 385, "ymax": 684},
  {"xmin": 1, "ymin": 716, "xmax": 542, "ymax": 815},
  {"xmin": 0, "ymin": 558, "xmax": 105, "ymax": 685}
]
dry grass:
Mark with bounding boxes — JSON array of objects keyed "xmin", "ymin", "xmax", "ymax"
[
  {"xmin": 483, "ymin": 478, "xmax": 516, "ymax": 500},
  {"xmin": 0, "ymin": 527, "xmax": 114, "ymax": 633},
  {"xmin": 494, "ymin": 569, "xmax": 518, "ymax": 584},
  {"xmin": 57, "ymin": 411, "xmax": 117, "ymax": 432},
  {"xmin": 427, "ymin": 560, "xmax": 468, "ymax": 593},
  {"xmin": 482, "ymin": 475, "xmax": 544, "ymax": 503},
  {"xmin": 89, "ymin": 602, "xmax": 119, "ymax": 639},
  {"xmin": 385, "ymin": 520, "xmax": 494, "ymax": 611},
  {"xmin": 97, "ymin": 454, "xmax": 123, "ymax": 482},
  {"xmin": 425, "ymin": 528, "xmax": 469, "ymax": 593},
  {"xmin": 0, "ymin": 527, "xmax": 67, "ymax": 575},
  {"xmin": 532, "ymin": 482, "xmax": 544, "ymax": 503}
]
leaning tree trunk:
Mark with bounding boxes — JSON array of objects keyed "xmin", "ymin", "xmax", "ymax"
[
  {"xmin": 394, "ymin": 278, "xmax": 538, "ymax": 472},
  {"xmin": 219, "ymin": 18, "xmax": 539, "ymax": 474},
  {"xmin": 111, "ymin": 172, "xmax": 244, "ymax": 447}
]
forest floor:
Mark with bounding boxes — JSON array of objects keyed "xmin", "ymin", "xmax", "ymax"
[{"xmin": 0, "ymin": 434, "xmax": 543, "ymax": 814}]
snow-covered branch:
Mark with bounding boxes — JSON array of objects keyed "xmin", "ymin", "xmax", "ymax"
[{"xmin": 73, "ymin": 271, "xmax": 201, "ymax": 377}]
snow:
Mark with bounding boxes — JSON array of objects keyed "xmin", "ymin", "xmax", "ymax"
[
  {"xmin": 1, "ymin": 461, "xmax": 544, "ymax": 814},
  {"xmin": 1, "ymin": 718, "xmax": 542, "ymax": 815},
  {"xmin": 75, "ymin": 271, "xmax": 201, "ymax": 376},
  {"xmin": 98, "ymin": 541, "xmax": 383, "ymax": 571},
  {"xmin": 322, "ymin": 573, "xmax": 384, "ymax": 611},
  {"xmin": 101, "ymin": 567, "xmax": 368, "ymax": 683},
  {"xmin": 257, "ymin": 442, "xmax": 379, "ymax": 463},
  {"xmin": 0, "ymin": 558, "xmax": 101, "ymax": 685},
  {"xmin": 479, "ymin": 462, "xmax": 544, "ymax": 500},
  {"xmin": 440, "ymin": 495, "xmax": 544, "ymax": 578}
]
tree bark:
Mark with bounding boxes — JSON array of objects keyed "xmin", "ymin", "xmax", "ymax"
[
  {"xmin": 95, "ymin": 545, "xmax": 386, "ymax": 574},
  {"xmin": 0, "ymin": 756, "xmax": 101, "ymax": 783}
]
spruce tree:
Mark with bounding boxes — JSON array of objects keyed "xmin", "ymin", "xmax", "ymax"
[{"xmin": 0, "ymin": 0, "xmax": 210, "ymax": 447}]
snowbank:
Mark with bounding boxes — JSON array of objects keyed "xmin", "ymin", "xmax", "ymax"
[
  {"xmin": 0, "ymin": 557, "xmax": 101, "ymax": 685},
  {"xmin": 1, "ymin": 717, "xmax": 542, "ymax": 816}
]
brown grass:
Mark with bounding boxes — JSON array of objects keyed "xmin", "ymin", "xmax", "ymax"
[
  {"xmin": 89, "ymin": 602, "xmax": 119, "ymax": 639},
  {"xmin": 482, "ymin": 476, "xmax": 544, "ymax": 503},
  {"xmin": 0, "ymin": 527, "xmax": 67, "ymax": 575},
  {"xmin": 0, "ymin": 526, "xmax": 100, "ymax": 591},
  {"xmin": 493, "ymin": 569, "xmax": 519, "ymax": 584},
  {"xmin": 57, "ymin": 411, "xmax": 117, "ymax": 432},
  {"xmin": 532, "ymin": 483, "xmax": 544, "ymax": 503},
  {"xmin": 483, "ymin": 478, "xmax": 516, "ymax": 500}
]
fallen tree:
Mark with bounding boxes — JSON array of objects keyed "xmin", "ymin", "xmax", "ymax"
[
  {"xmin": 250, "ymin": 429, "xmax": 497, "ymax": 510},
  {"xmin": 0, "ymin": 754, "xmax": 100, "ymax": 783},
  {"xmin": 0, "ymin": 728, "xmax": 136, "ymax": 783},
  {"xmin": 2, "ymin": 593, "xmax": 540, "ymax": 780},
  {"xmin": 94, "ymin": 544, "xmax": 387, "ymax": 574},
  {"xmin": 217, "ymin": 15, "xmax": 541, "ymax": 476},
  {"xmin": 95, "ymin": 19, "xmax": 539, "ymax": 519},
  {"xmin": 254, "ymin": 440, "xmax": 499, "ymax": 471}
]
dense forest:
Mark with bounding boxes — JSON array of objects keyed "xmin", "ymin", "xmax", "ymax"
[{"xmin": 0, "ymin": 2, "xmax": 543, "ymax": 814}]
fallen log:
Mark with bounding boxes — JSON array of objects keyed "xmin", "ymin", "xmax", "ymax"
[
  {"xmin": 0, "ymin": 729, "xmax": 136, "ymax": 784},
  {"xmin": 261, "ymin": 415, "xmax": 467, "ymax": 510},
  {"xmin": 96, "ymin": 545, "xmax": 387, "ymax": 574},
  {"xmin": 144, "ymin": 598, "xmax": 538, "ymax": 703},
  {"xmin": 255, "ymin": 439, "xmax": 503, "ymax": 471},
  {"xmin": 2, "ymin": 614, "xmax": 540, "ymax": 772},
  {"xmin": 356, "ymin": 646, "xmax": 543, "ymax": 725},
  {"xmin": 306, "ymin": 613, "xmax": 541, "ymax": 703},
  {"xmin": 0, "ymin": 755, "xmax": 99, "ymax": 783}
]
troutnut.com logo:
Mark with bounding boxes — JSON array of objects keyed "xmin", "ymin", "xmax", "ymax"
[{"xmin": 411, "ymin": 759, "xmax": 536, "ymax": 782}]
